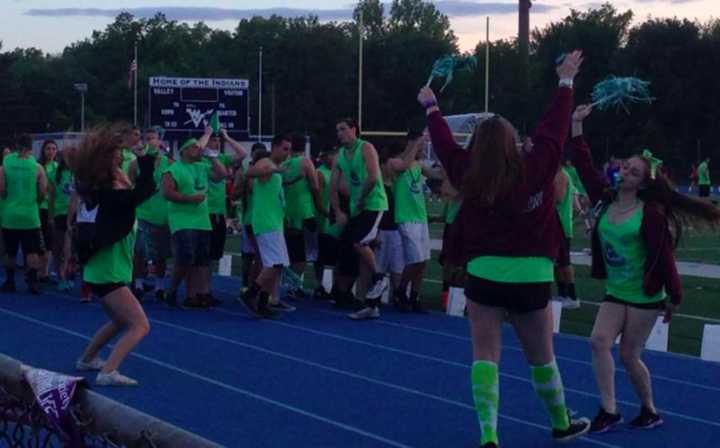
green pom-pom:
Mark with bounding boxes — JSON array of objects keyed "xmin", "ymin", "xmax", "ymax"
[{"xmin": 591, "ymin": 76, "xmax": 654, "ymax": 112}]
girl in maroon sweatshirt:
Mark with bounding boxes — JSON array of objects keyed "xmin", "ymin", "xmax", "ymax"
[
  {"xmin": 571, "ymin": 105, "xmax": 720, "ymax": 433},
  {"xmin": 420, "ymin": 51, "xmax": 591, "ymax": 447}
]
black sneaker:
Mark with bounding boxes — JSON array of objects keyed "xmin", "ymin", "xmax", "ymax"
[
  {"xmin": 313, "ymin": 287, "xmax": 332, "ymax": 301},
  {"xmin": 155, "ymin": 289, "xmax": 166, "ymax": 303},
  {"xmin": 238, "ymin": 290, "xmax": 261, "ymax": 317},
  {"xmin": 197, "ymin": 294, "xmax": 213, "ymax": 309},
  {"xmin": 28, "ymin": 283, "xmax": 41, "ymax": 295},
  {"xmin": 257, "ymin": 294, "xmax": 279, "ymax": 319},
  {"xmin": 590, "ymin": 408, "xmax": 623, "ymax": 433},
  {"xmin": 165, "ymin": 290, "xmax": 178, "ymax": 308},
  {"xmin": 552, "ymin": 412, "xmax": 591, "ymax": 443},
  {"xmin": 2, "ymin": 282, "xmax": 16, "ymax": 293},
  {"xmin": 269, "ymin": 300, "xmax": 296, "ymax": 312},
  {"xmin": 630, "ymin": 407, "xmax": 663, "ymax": 429}
]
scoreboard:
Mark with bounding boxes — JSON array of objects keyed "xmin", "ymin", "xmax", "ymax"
[{"xmin": 148, "ymin": 77, "xmax": 250, "ymax": 139}]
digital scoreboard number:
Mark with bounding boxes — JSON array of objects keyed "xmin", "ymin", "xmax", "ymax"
[{"xmin": 148, "ymin": 77, "xmax": 250, "ymax": 138}]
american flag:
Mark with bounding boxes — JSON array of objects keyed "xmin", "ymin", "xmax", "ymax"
[{"xmin": 127, "ymin": 59, "xmax": 137, "ymax": 90}]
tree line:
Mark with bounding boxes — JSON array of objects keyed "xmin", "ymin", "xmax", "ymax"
[{"xmin": 1, "ymin": 1, "xmax": 718, "ymax": 177}]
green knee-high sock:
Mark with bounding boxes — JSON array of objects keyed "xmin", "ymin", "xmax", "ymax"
[
  {"xmin": 530, "ymin": 360, "xmax": 570, "ymax": 430},
  {"xmin": 471, "ymin": 361, "xmax": 499, "ymax": 445}
]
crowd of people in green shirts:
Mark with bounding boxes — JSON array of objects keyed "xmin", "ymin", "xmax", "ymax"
[{"xmin": 2, "ymin": 54, "xmax": 719, "ymax": 447}]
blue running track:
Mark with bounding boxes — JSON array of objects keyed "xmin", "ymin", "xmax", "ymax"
[{"xmin": 1, "ymin": 275, "xmax": 719, "ymax": 447}]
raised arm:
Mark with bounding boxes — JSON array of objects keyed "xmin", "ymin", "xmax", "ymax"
[
  {"xmin": 525, "ymin": 50, "xmax": 583, "ymax": 189},
  {"xmin": 418, "ymin": 87, "xmax": 469, "ymax": 188},
  {"xmin": 220, "ymin": 128, "xmax": 248, "ymax": 161},
  {"xmin": 569, "ymin": 104, "xmax": 608, "ymax": 205}
]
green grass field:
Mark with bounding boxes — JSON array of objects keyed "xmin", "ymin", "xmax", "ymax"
[{"xmin": 222, "ymin": 198, "xmax": 720, "ymax": 357}]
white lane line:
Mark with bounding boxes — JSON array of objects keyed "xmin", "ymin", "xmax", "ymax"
[{"xmin": 0, "ymin": 306, "xmax": 413, "ymax": 448}]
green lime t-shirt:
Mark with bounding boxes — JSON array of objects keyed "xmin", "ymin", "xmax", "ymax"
[
  {"xmin": 84, "ymin": 225, "xmax": 136, "ymax": 284},
  {"xmin": 393, "ymin": 164, "xmax": 428, "ymax": 224},
  {"xmin": 49, "ymin": 167, "xmax": 73, "ymax": 217},
  {"xmin": 250, "ymin": 167, "xmax": 285, "ymax": 235},
  {"xmin": 337, "ymin": 139, "xmax": 388, "ymax": 217},
  {"xmin": 282, "ymin": 155, "xmax": 316, "ymax": 229},
  {"xmin": 166, "ymin": 160, "xmax": 211, "ymax": 234},
  {"xmin": 563, "ymin": 165, "xmax": 587, "ymax": 196},
  {"xmin": 598, "ymin": 204, "xmax": 665, "ymax": 304},
  {"xmin": 698, "ymin": 161, "xmax": 711, "ymax": 186},
  {"xmin": 207, "ymin": 154, "xmax": 233, "ymax": 216},
  {"xmin": 136, "ymin": 154, "xmax": 172, "ymax": 226},
  {"xmin": 40, "ymin": 161, "xmax": 58, "ymax": 210},
  {"xmin": 2, "ymin": 155, "xmax": 41, "ymax": 229},
  {"xmin": 467, "ymin": 256, "xmax": 555, "ymax": 283}
]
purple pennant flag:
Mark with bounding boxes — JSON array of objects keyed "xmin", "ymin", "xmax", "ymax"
[{"xmin": 23, "ymin": 367, "xmax": 87, "ymax": 447}]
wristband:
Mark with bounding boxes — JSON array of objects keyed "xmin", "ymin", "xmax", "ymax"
[
  {"xmin": 559, "ymin": 78, "xmax": 574, "ymax": 88},
  {"xmin": 422, "ymin": 99, "xmax": 438, "ymax": 109}
]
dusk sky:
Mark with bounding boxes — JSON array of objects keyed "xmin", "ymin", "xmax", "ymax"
[{"xmin": 1, "ymin": 1, "xmax": 719, "ymax": 53}]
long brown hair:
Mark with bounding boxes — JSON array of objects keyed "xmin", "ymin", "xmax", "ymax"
[
  {"xmin": 68, "ymin": 125, "xmax": 124, "ymax": 191},
  {"xmin": 461, "ymin": 115, "xmax": 525, "ymax": 206},
  {"xmin": 634, "ymin": 156, "xmax": 720, "ymax": 247}
]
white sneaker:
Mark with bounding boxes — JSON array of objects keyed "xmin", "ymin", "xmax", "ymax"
[
  {"xmin": 96, "ymin": 370, "xmax": 139, "ymax": 386},
  {"xmin": 76, "ymin": 357, "xmax": 106, "ymax": 371},
  {"xmin": 365, "ymin": 277, "xmax": 387, "ymax": 300},
  {"xmin": 561, "ymin": 297, "xmax": 581, "ymax": 309},
  {"xmin": 348, "ymin": 307, "xmax": 380, "ymax": 320}
]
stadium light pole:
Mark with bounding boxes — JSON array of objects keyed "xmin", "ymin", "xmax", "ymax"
[
  {"xmin": 358, "ymin": 10, "xmax": 364, "ymax": 133},
  {"xmin": 258, "ymin": 46, "xmax": 263, "ymax": 142},
  {"xmin": 74, "ymin": 83, "xmax": 88, "ymax": 133}
]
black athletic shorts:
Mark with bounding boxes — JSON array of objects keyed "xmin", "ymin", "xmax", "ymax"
[
  {"xmin": 699, "ymin": 185, "xmax": 710, "ymax": 197},
  {"xmin": 209, "ymin": 214, "xmax": 227, "ymax": 261},
  {"xmin": 53, "ymin": 214, "xmax": 68, "ymax": 233},
  {"xmin": 86, "ymin": 282, "xmax": 126, "ymax": 298},
  {"xmin": 604, "ymin": 295, "xmax": 666, "ymax": 310},
  {"xmin": 340, "ymin": 211, "xmax": 382, "ymax": 245},
  {"xmin": 285, "ymin": 218, "xmax": 318, "ymax": 264},
  {"xmin": 335, "ymin": 237, "xmax": 359, "ymax": 277},
  {"xmin": 317, "ymin": 233, "xmax": 338, "ymax": 267},
  {"xmin": 465, "ymin": 275, "xmax": 551, "ymax": 314},
  {"xmin": 2, "ymin": 228, "xmax": 45, "ymax": 257},
  {"xmin": 40, "ymin": 208, "xmax": 53, "ymax": 253}
]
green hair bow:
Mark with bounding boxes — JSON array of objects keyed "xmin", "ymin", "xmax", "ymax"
[{"xmin": 642, "ymin": 149, "xmax": 662, "ymax": 179}]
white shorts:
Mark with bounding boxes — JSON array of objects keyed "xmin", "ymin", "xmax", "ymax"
[
  {"xmin": 375, "ymin": 230, "xmax": 405, "ymax": 274},
  {"xmin": 255, "ymin": 231, "xmax": 290, "ymax": 268},
  {"xmin": 399, "ymin": 222, "xmax": 431, "ymax": 264}
]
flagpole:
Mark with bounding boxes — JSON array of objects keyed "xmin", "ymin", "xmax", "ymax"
[
  {"xmin": 133, "ymin": 40, "xmax": 138, "ymax": 126},
  {"xmin": 258, "ymin": 46, "xmax": 263, "ymax": 142},
  {"xmin": 485, "ymin": 16, "xmax": 490, "ymax": 113},
  {"xmin": 358, "ymin": 10, "xmax": 363, "ymax": 133}
]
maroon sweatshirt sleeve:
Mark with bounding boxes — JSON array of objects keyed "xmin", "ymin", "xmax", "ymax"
[
  {"xmin": 571, "ymin": 135, "xmax": 609, "ymax": 205},
  {"xmin": 641, "ymin": 205, "xmax": 682, "ymax": 304},
  {"xmin": 525, "ymin": 87, "xmax": 573, "ymax": 190},
  {"xmin": 426, "ymin": 110, "xmax": 470, "ymax": 189}
]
